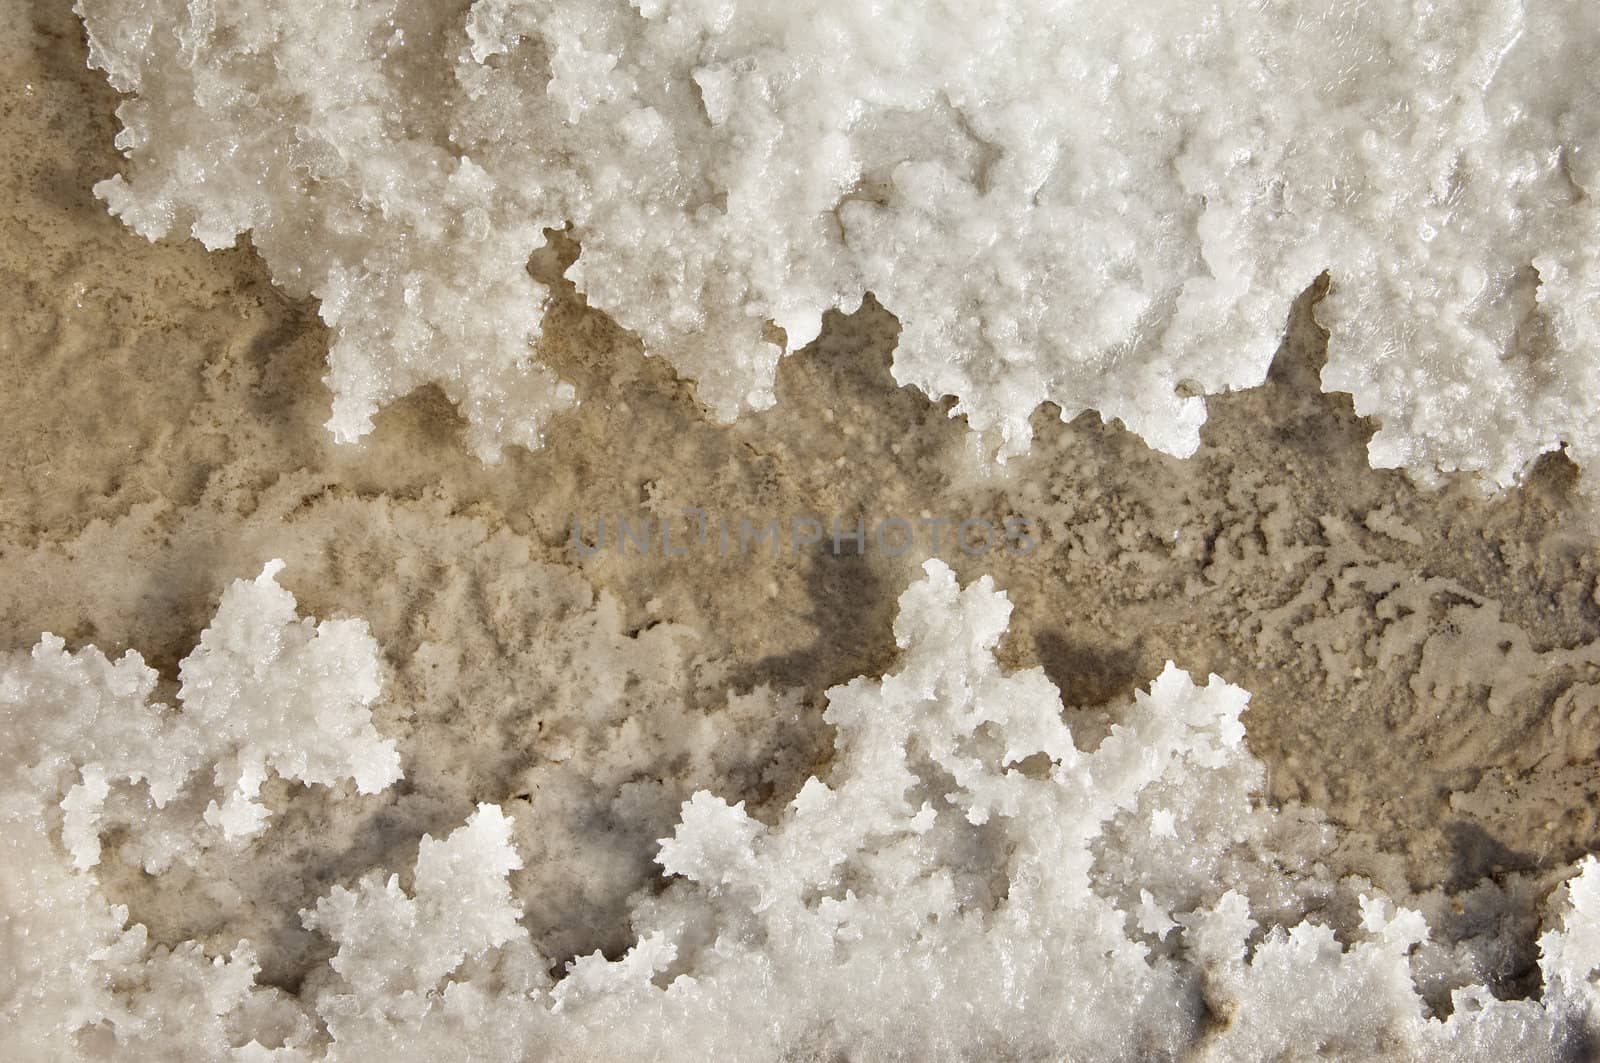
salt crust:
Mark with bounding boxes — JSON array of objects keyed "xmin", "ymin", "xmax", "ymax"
[
  {"xmin": 4, "ymin": 560, "xmax": 1600, "ymax": 1059},
  {"xmin": 76, "ymin": 0, "xmax": 1600, "ymax": 485}
]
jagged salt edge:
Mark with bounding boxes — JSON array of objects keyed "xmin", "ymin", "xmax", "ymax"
[
  {"xmin": 4, "ymin": 560, "xmax": 1599, "ymax": 1058},
  {"xmin": 74, "ymin": 0, "xmax": 1600, "ymax": 484}
]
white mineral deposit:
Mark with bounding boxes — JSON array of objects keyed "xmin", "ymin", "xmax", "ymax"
[{"xmin": 5, "ymin": 1, "xmax": 1600, "ymax": 1059}]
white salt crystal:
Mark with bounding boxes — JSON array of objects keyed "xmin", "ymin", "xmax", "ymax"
[
  {"xmin": 0, "ymin": 561, "xmax": 398, "ymax": 1059},
  {"xmin": 7, "ymin": 561, "xmax": 1600, "ymax": 1059},
  {"xmin": 75, "ymin": 0, "xmax": 1600, "ymax": 484}
]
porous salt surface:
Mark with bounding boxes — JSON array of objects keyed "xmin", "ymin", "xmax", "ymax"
[
  {"xmin": 5, "ymin": 561, "xmax": 1600, "ymax": 1060},
  {"xmin": 3, "ymin": 561, "xmax": 399, "ymax": 877},
  {"xmin": 75, "ymin": 0, "xmax": 1600, "ymax": 485},
  {"xmin": 12, "ymin": 3, "xmax": 1600, "ymax": 1058}
]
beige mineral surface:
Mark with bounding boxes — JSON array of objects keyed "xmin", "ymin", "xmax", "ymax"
[{"xmin": 5, "ymin": 0, "xmax": 1600, "ymax": 1009}]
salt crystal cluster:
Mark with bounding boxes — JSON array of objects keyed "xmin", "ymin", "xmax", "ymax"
[
  {"xmin": 77, "ymin": 0, "xmax": 1600, "ymax": 484},
  {"xmin": 1, "ymin": 559, "xmax": 399, "ymax": 875},
  {"xmin": 6, "ymin": 560, "xmax": 1600, "ymax": 1058},
  {"xmin": 0, "ymin": 561, "xmax": 398, "ymax": 1058}
]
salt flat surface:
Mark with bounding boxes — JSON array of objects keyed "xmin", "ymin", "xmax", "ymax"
[
  {"xmin": 7, "ymin": 560, "xmax": 1600, "ymax": 1059},
  {"xmin": 5, "ymin": 2, "xmax": 1600, "ymax": 1058},
  {"xmin": 77, "ymin": 0, "xmax": 1600, "ymax": 485}
]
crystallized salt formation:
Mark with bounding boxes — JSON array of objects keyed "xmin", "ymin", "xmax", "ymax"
[
  {"xmin": 7, "ymin": 560, "xmax": 1600, "ymax": 1059},
  {"xmin": 0, "ymin": 561, "xmax": 400, "ymax": 1058},
  {"xmin": 74, "ymin": 0, "xmax": 1600, "ymax": 484},
  {"xmin": 0, "ymin": 560, "xmax": 399, "ymax": 875}
]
